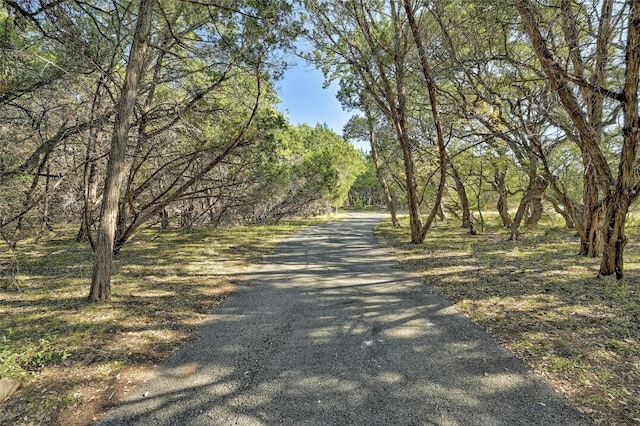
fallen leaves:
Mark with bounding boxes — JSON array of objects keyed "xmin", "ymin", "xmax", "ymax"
[
  {"xmin": 1, "ymin": 219, "xmax": 329, "ymax": 425},
  {"xmin": 378, "ymin": 218, "xmax": 640, "ymax": 425}
]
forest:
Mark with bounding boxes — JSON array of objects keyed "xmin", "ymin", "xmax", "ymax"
[
  {"xmin": 0, "ymin": 0, "xmax": 365, "ymax": 301},
  {"xmin": 1, "ymin": 0, "xmax": 640, "ymax": 424}
]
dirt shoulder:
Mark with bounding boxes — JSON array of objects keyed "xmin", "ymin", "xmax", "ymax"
[
  {"xmin": 377, "ymin": 218, "xmax": 640, "ymax": 425},
  {"xmin": 0, "ymin": 219, "xmax": 330, "ymax": 426}
]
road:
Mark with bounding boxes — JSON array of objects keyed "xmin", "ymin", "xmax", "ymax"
[{"xmin": 98, "ymin": 212, "xmax": 590, "ymax": 425}]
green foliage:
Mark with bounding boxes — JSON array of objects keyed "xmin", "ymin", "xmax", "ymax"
[
  {"xmin": 1, "ymin": 332, "xmax": 72, "ymax": 380},
  {"xmin": 0, "ymin": 217, "xmax": 332, "ymax": 422},
  {"xmin": 348, "ymin": 156, "xmax": 386, "ymax": 207},
  {"xmin": 256, "ymin": 123, "xmax": 365, "ymax": 218},
  {"xmin": 0, "ymin": 0, "xmax": 306, "ymax": 243}
]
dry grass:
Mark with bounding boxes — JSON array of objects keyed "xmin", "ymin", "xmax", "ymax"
[
  {"xmin": 0, "ymin": 217, "xmax": 331, "ymax": 425},
  {"xmin": 4, "ymin": 211, "xmax": 639, "ymax": 425},
  {"xmin": 377, "ymin": 215, "xmax": 640, "ymax": 425}
]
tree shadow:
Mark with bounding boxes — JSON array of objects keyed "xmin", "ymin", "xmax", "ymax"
[
  {"xmin": 98, "ymin": 214, "xmax": 589, "ymax": 425},
  {"xmin": 378, "ymin": 218, "xmax": 640, "ymax": 423}
]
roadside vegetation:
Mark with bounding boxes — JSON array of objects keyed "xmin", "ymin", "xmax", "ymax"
[
  {"xmin": 377, "ymin": 213, "xmax": 640, "ymax": 425},
  {"xmin": 0, "ymin": 217, "xmax": 332, "ymax": 425},
  {"xmin": 3, "ymin": 1, "xmax": 640, "ymax": 424}
]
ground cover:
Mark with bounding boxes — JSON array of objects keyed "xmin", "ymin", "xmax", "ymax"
[
  {"xmin": 377, "ymin": 216, "xmax": 640, "ymax": 425},
  {"xmin": 0, "ymin": 217, "xmax": 331, "ymax": 425}
]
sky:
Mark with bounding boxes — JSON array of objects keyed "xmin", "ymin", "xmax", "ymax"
[{"xmin": 275, "ymin": 61, "xmax": 353, "ymax": 136}]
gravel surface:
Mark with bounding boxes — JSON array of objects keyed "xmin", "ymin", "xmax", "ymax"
[{"xmin": 98, "ymin": 212, "xmax": 591, "ymax": 425}]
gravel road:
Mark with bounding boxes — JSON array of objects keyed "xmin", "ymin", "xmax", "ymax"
[{"xmin": 98, "ymin": 212, "xmax": 591, "ymax": 425}]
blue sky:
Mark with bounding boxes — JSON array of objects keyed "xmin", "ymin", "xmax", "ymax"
[{"xmin": 275, "ymin": 61, "xmax": 353, "ymax": 135}]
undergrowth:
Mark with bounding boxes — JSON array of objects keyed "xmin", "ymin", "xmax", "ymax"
[
  {"xmin": 377, "ymin": 214, "xmax": 640, "ymax": 425},
  {"xmin": 0, "ymin": 216, "xmax": 331, "ymax": 425}
]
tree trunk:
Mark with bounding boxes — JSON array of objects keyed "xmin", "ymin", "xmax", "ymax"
[
  {"xmin": 76, "ymin": 150, "xmax": 99, "ymax": 244},
  {"xmin": 159, "ymin": 207, "xmax": 170, "ymax": 229},
  {"xmin": 77, "ymin": 77, "xmax": 107, "ymax": 245},
  {"xmin": 599, "ymin": 193, "xmax": 630, "ymax": 281},
  {"xmin": 345, "ymin": 0, "xmax": 422, "ymax": 241},
  {"xmin": 436, "ymin": 202, "xmax": 445, "ymax": 221},
  {"xmin": 40, "ymin": 162, "xmax": 53, "ymax": 234},
  {"xmin": 533, "ymin": 137, "xmax": 584, "ymax": 233},
  {"xmin": 525, "ymin": 197, "xmax": 544, "ymax": 228},
  {"xmin": 517, "ymin": 0, "xmax": 621, "ymax": 261},
  {"xmin": 558, "ymin": 0, "xmax": 612, "ymax": 258},
  {"xmin": 388, "ymin": 0, "xmax": 422, "ymax": 243},
  {"xmin": 510, "ymin": 176, "xmax": 548, "ymax": 241},
  {"xmin": 117, "ymin": 35, "xmax": 170, "ymax": 245},
  {"xmin": 511, "ymin": 154, "xmax": 543, "ymax": 240},
  {"xmin": 449, "ymin": 159, "xmax": 472, "ymax": 228},
  {"xmin": 599, "ymin": 0, "xmax": 640, "ymax": 280},
  {"xmin": 545, "ymin": 195, "xmax": 574, "ymax": 228},
  {"xmin": 492, "ymin": 169, "xmax": 512, "ymax": 228},
  {"xmin": 398, "ymin": 124, "xmax": 422, "ymax": 242},
  {"xmin": 403, "ymin": 0, "xmax": 448, "ymax": 242},
  {"xmin": 367, "ymin": 111, "xmax": 399, "ymax": 227},
  {"xmin": 89, "ymin": 0, "xmax": 154, "ymax": 302},
  {"xmin": 580, "ymin": 160, "xmax": 601, "ymax": 256}
]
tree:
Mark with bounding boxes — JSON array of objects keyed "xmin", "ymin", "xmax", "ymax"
[
  {"xmin": 448, "ymin": 156, "xmax": 473, "ymax": 229},
  {"xmin": 306, "ymin": 0, "xmax": 452, "ymax": 243},
  {"xmin": 1, "ymin": 1, "xmax": 302, "ymax": 300},
  {"xmin": 271, "ymin": 124, "xmax": 365, "ymax": 216},
  {"xmin": 403, "ymin": 0, "xmax": 448, "ymax": 239},
  {"xmin": 90, "ymin": 0, "xmax": 155, "ymax": 301},
  {"xmin": 516, "ymin": 0, "xmax": 640, "ymax": 280},
  {"xmin": 344, "ymin": 111, "xmax": 401, "ymax": 226}
]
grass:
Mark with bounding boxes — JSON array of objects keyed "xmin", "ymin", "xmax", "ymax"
[
  {"xmin": 4, "ymin": 210, "xmax": 639, "ymax": 424},
  {"xmin": 0, "ymin": 216, "xmax": 333, "ymax": 426},
  {"xmin": 377, "ymin": 214, "xmax": 640, "ymax": 425}
]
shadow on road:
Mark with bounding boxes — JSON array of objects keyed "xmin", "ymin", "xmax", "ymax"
[{"xmin": 98, "ymin": 213, "xmax": 590, "ymax": 425}]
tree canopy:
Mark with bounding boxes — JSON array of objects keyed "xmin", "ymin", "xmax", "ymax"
[
  {"xmin": 308, "ymin": 0, "xmax": 640, "ymax": 282},
  {"xmin": 2, "ymin": 0, "xmax": 640, "ymax": 297}
]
